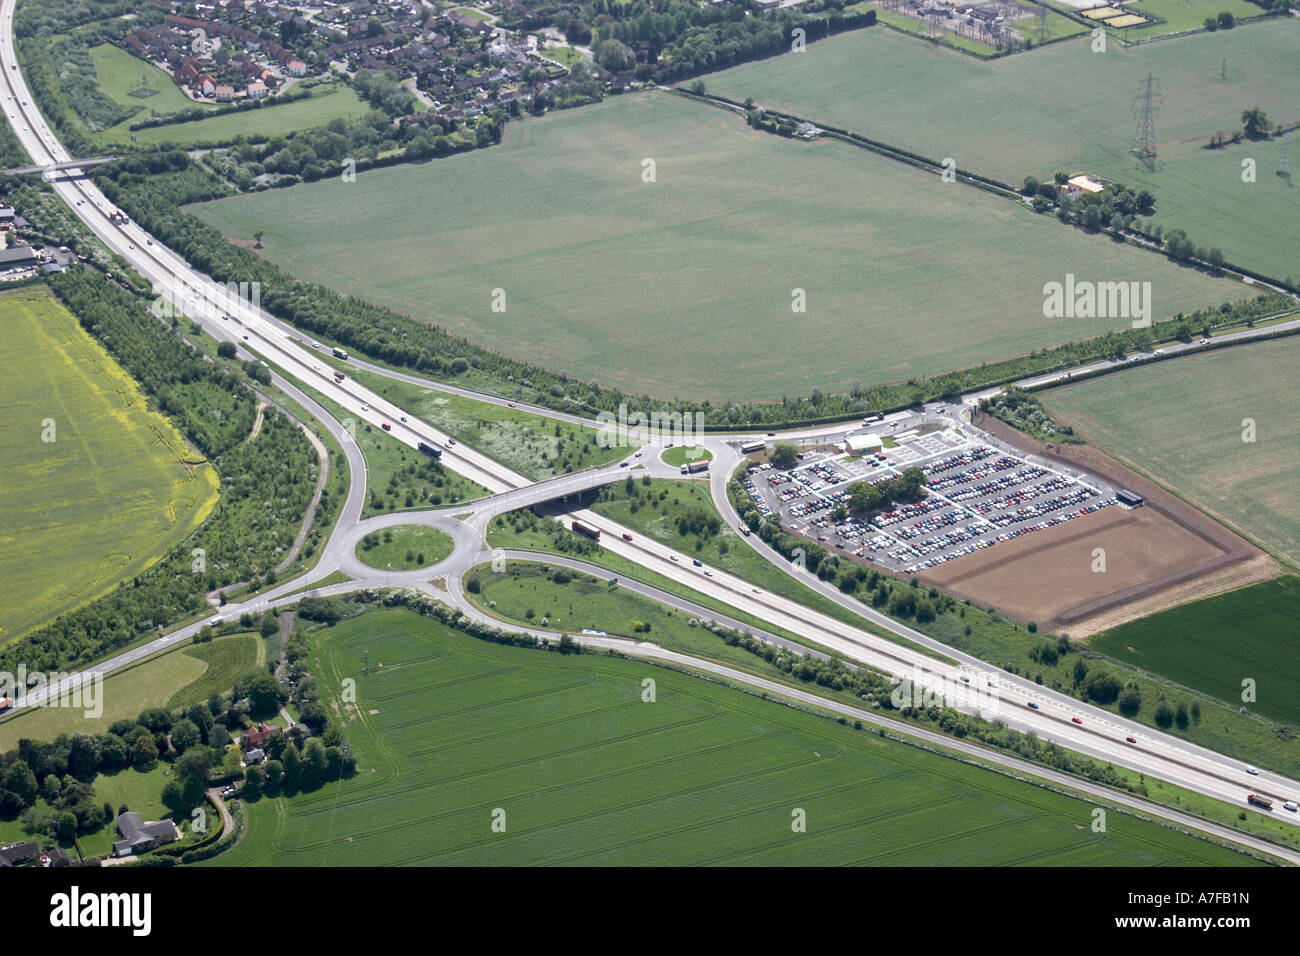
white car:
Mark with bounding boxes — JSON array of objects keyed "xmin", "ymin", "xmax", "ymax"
[
  {"xmin": 1285, "ymin": 801, "xmax": 1298, "ymax": 812},
  {"xmin": 360, "ymin": 404, "xmax": 369, "ymax": 412},
  {"xmin": 1246, "ymin": 766, "xmax": 1259, "ymax": 775}
]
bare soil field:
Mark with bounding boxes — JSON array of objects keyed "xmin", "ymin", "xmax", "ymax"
[{"xmin": 916, "ymin": 411, "xmax": 1270, "ymax": 634}]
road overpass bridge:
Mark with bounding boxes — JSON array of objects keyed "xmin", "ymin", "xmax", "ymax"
[{"xmin": 3, "ymin": 155, "xmax": 120, "ymax": 175}]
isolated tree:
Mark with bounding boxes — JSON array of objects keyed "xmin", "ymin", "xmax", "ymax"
[
  {"xmin": 769, "ymin": 441, "xmax": 798, "ymax": 467},
  {"xmin": 216, "ymin": 341, "xmax": 237, "ymax": 359},
  {"xmin": 1241, "ymin": 107, "xmax": 1269, "ymax": 137},
  {"xmin": 1154, "ymin": 701, "xmax": 1174, "ymax": 728},
  {"xmin": 253, "ymin": 228, "xmax": 265, "ymax": 248}
]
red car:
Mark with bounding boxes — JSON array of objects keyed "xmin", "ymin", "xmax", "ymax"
[
  {"xmin": 622, "ymin": 533, "xmax": 633, "ymax": 541},
  {"xmin": 381, "ymin": 422, "xmax": 391, "ymax": 431},
  {"xmin": 508, "ymin": 401, "xmax": 516, "ymax": 407},
  {"xmin": 1071, "ymin": 717, "xmax": 1083, "ymax": 725},
  {"xmin": 1125, "ymin": 736, "xmax": 1137, "ymax": 744}
]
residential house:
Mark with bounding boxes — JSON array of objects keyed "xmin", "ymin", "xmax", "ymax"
[
  {"xmin": 240, "ymin": 721, "xmax": 274, "ymax": 750},
  {"xmin": 113, "ymin": 812, "xmax": 180, "ymax": 857}
]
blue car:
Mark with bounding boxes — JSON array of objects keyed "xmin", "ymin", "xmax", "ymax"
[{"xmin": 1026, "ymin": 701, "xmax": 1039, "ymax": 710}]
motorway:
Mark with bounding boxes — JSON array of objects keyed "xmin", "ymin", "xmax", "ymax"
[{"xmin": 2, "ymin": 0, "xmax": 1298, "ymax": 860}]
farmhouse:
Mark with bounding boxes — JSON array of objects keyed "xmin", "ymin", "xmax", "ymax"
[
  {"xmin": 113, "ymin": 812, "xmax": 180, "ymax": 857},
  {"xmin": 240, "ymin": 720, "xmax": 275, "ymax": 750},
  {"xmin": 1061, "ymin": 174, "xmax": 1107, "ymax": 199}
]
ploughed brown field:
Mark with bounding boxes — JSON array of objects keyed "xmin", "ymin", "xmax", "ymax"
[
  {"xmin": 915, "ymin": 411, "xmax": 1273, "ymax": 634},
  {"xmin": 919, "ymin": 506, "xmax": 1224, "ymax": 633}
]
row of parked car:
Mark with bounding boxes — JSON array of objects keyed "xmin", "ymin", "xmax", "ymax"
[
  {"xmin": 966, "ymin": 475, "xmax": 1074, "ymax": 514},
  {"xmin": 947, "ymin": 466, "xmax": 1050, "ymax": 502},
  {"xmin": 925, "ymin": 455, "xmax": 1023, "ymax": 492}
]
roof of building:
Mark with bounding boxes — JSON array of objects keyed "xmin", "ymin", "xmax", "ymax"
[
  {"xmin": 846, "ymin": 431, "xmax": 884, "ymax": 451},
  {"xmin": 0, "ymin": 842, "xmax": 39, "ymax": 867},
  {"xmin": 1067, "ymin": 174, "xmax": 1106, "ymax": 193},
  {"xmin": 113, "ymin": 812, "xmax": 178, "ymax": 855},
  {"xmin": 0, "ymin": 246, "xmax": 38, "ymax": 267}
]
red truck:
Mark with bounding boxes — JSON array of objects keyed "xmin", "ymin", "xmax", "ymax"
[
  {"xmin": 1247, "ymin": 793, "xmax": 1273, "ymax": 809},
  {"xmin": 572, "ymin": 520, "xmax": 600, "ymax": 541}
]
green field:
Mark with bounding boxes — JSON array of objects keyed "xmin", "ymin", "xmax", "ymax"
[
  {"xmin": 208, "ymin": 609, "xmax": 1261, "ymax": 865},
  {"xmin": 0, "ymin": 634, "xmax": 261, "ymax": 751},
  {"xmin": 1090, "ymin": 577, "xmax": 1300, "ymax": 727},
  {"xmin": 1039, "ymin": 336, "xmax": 1300, "ymax": 564},
  {"xmin": 337, "ymin": 362, "xmax": 631, "ymax": 480},
  {"xmin": 193, "ymin": 93, "xmax": 1241, "ymax": 402},
  {"xmin": 90, "ymin": 43, "xmax": 214, "ymax": 126},
  {"xmin": 702, "ymin": 22, "xmax": 1300, "ymax": 280},
  {"xmin": 660, "ymin": 445, "xmax": 711, "ymax": 468},
  {"xmin": 0, "ymin": 289, "xmax": 219, "ymax": 644},
  {"xmin": 356, "ymin": 524, "xmax": 455, "ymax": 571},
  {"xmin": 543, "ymin": 45, "xmax": 587, "ymax": 69},
  {"xmin": 103, "ymin": 83, "xmax": 369, "ymax": 147},
  {"xmin": 1105, "ymin": 0, "xmax": 1263, "ymax": 39}
]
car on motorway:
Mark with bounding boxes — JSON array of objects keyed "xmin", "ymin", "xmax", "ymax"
[
  {"xmin": 692, "ymin": 559, "xmax": 702, "ymax": 567},
  {"xmin": 360, "ymin": 404, "xmax": 368, "ymax": 412},
  {"xmin": 1026, "ymin": 701, "xmax": 1038, "ymax": 710},
  {"xmin": 619, "ymin": 462, "xmax": 628, "ymax": 467},
  {"xmin": 704, "ymin": 570, "xmax": 713, "ymax": 577},
  {"xmin": 622, "ymin": 533, "xmax": 633, "ymax": 541},
  {"xmin": 751, "ymin": 588, "xmax": 762, "ymax": 594},
  {"xmin": 1071, "ymin": 717, "xmax": 1083, "ymax": 724},
  {"xmin": 382, "ymin": 423, "xmax": 391, "ymax": 431},
  {"xmin": 400, "ymin": 416, "xmax": 407, "ymax": 422},
  {"xmin": 669, "ymin": 555, "xmax": 678, "ymax": 562},
  {"xmin": 1125, "ymin": 736, "xmax": 1137, "ymax": 744},
  {"xmin": 242, "ymin": 334, "xmax": 248, "ymax": 340},
  {"xmin": 447, "ymin": 438, "xmax": 456, "ymax": 445},
  {"xmin": 208, "ymin": 616, "xmax": 222, "ymax": 626},
  {"xmin": 508, "ymin": 401, "xmax": 516, "ymax": 407},
  {"xmin": 1285, "ymin": 801, "xmax": 1298, "ymax": 812},
  {"xmin": 1246, "ymin": 766, "xmax": 1259, "ymax": 775}
]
